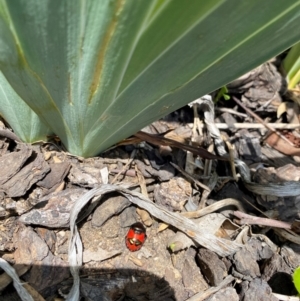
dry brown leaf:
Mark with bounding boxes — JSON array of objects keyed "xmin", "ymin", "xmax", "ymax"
[
  {"xmin": 134, "ymin": 131, "xmax": 226, "ymax": 160},
  {"xmin": 157, "ymin": 223, "xmax": 169, "ymax": 232},
  {"xmin": 265, "ymin": 132, "xmax": 300, "ymax": 156}
]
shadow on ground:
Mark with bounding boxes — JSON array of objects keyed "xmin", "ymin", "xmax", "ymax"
[{"xmin": 1, "ymin": 265, "xmax": 176, "ymax": 300}]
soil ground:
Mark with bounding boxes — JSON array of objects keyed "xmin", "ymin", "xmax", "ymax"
[{"xmin": 0, "ymin": 58, "xmax": 300, "ymax": 300}]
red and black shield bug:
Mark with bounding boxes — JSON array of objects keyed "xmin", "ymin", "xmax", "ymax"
[{"xmin": 125, "ymin": 222, "xmax": 147, "ymax": 252}]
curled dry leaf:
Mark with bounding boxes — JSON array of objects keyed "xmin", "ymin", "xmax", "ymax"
[
  {"xmin": 265, "ymin": 132, "xmax": 300, "ymax": 156},
  {"xmin": 168, "ymin": 213, "xmax": 239, "ymax": 252}
]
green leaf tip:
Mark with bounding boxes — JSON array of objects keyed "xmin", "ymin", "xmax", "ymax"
[{"xmin": 293, "ymin": 266, "xmax": 300, "ymax": 294}]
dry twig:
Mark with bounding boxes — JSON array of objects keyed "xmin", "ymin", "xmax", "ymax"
[
  {"xmin": 189, "ymin": 123, "xmax": 300, "ymax": 130},
  {"xmin": 232, "ymin": 96, "xmax": 294, "ymax": 146},
  {"xmin": 233, "ymin": 210, "xmax": 291, "ymax": 229}
]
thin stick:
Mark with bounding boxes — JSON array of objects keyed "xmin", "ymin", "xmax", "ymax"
[
  {"xmin": 170, "ymin": 162, "xmax": 210, "ymax": 191},
  {"xmin": 233, "ymin": 211, "xmax": 291, "ymax": 229},
  {"xmin": 232, "ymin": 96, "xmax": 294, "ymax": 145},
  {"xmin": 189, "ymin": 123, "xmax": 300, "ymax": 130},
  {"xmin": 111, "ymin": 149, "xmax": 136, "ymax": 184},
  {"xmin": 222, "ymin": 135, "xmax": 238, "ymax": 181},
  {"xmin": 216, "ymin": 107, "xmax": 248, "ymax": 118},
  {"xmin": 185, "ymin": 103, "xmax": 199, "ymax": 175}
]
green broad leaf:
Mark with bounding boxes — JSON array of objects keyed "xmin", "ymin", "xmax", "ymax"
[
  {"xmin": 0, "ymin": 71, "xmax": 51, "ymax": 142},
  {"xmin": 283, "ymin": 41, "xmax": 300, "ymax": 88},
  {"xmin": 293, "ymin": 266, "xmax": 300, "ymax": 294},
  {"xmin": 0, "ymin": 0, "xmax": 300, "ymax": 157}
]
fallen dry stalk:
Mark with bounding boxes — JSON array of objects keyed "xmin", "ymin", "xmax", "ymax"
[
  {"xmin": 274, "ymin": 228, "xmax": 300, "ymax": 245},
  {"xmin": 182, "ymin": 198, "xmax": 245, "ymax": 219},
  {"xmin": 111, "ymin": 149, "xmax": 136, "ymax": 184},
  {"xmin": 189, "ymin": 123, "xmax": 300, "ymax": 130},
  {"xmin": 170, "ymin": 162, "xmax": 210, "ymax": 191},
  {"xmin": 134, "ymin": 131, "xmax": 226, "ymax": 160},
  {"xmin": 222, "ymin": 136, "xmax": 238, "ymax": 181},
  {"xmin": 232, "ymin": 96, "xmax": 294, "ymax": 146},
  {"xmin": 233, "ymin": 211, "xmax": 291, "ymax": 229}
]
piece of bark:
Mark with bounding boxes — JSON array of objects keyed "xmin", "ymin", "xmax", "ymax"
[
  {"xmin": 281, "ymin": 244, "xmax": 300, "ymax": 269},
  {"xmin": 14, "ymin": 226, "xmax": 69, "ymax": 291},
  {"xmin": 0, "ymin": 139, "xmax": 9, "ymax": 156},
  {"xmin": 233, "ymin": 248, "xmax": 260, "ymax": 279},
  {"xmin": 83, "ymin": 248, "xmax": 122, "ymax": 263},
  {"xmin": 68, "ymin": 164, "xmax": 103, "ymax": 187},
  {"xmin": 119, "ymin": 206, "xmax": 137, "ymax": 228},
  {"xmin": 197, "ymin": 249, "xmax": 227, "ymax": 286},
  {"xmin": 0, "ymin": 217, "xmax": 19, "ymax": 252},
  {"xmin": 227, "ymin": 62, "xmax": 283, "ymax": 113},
  {"xmin": 22, "ymin": 251, "xmax": 69, "ymax": 292},
  {"xmin": 2, "ymin": 152, "xmax": 50, "ymax": 197},
  {"xmin": 239, "ymin": 279, "xmax": 278, "ymax": 301},
  {"xmin": 37, "ymin": 162, "xmax": 70, "ymax": 190},
  {"xmin": 262, "ymin": 253, "xmax": 293, "ymax": 282},
  {"xmin": 182, "ymin": 249, "xmax": 208, "ymax": 295},
  {"xmin": 14, "ymin": 225, "xmax": 49, "ymax": 266},
  {"xmin": 36, "ymin": 228, "xmax": 56, "ymax": 253},
  {"xmin": 135, "ymin": 159, "xmax": 175, "ymax": 181},
  {"xmin": 91, "ymin": 194, "xmax": 131, "ymax": 227},
  {"xmin": 154, "ymin": 177, "xmax": 191, "ymax": 212},
  {"xmin": 0, "ymin": 146, "xmax": 32, "ymax": 185},
  {"xmin": 246, "ymin": 237, "xmax": 274, "ymax": 261},
  {"xmin": 19, "ymin": 188, "xmax": 87, "ymax": 228},
  {"xmin": 0, "ymin": 129, "xmax": 21, "ymax": 141}
]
